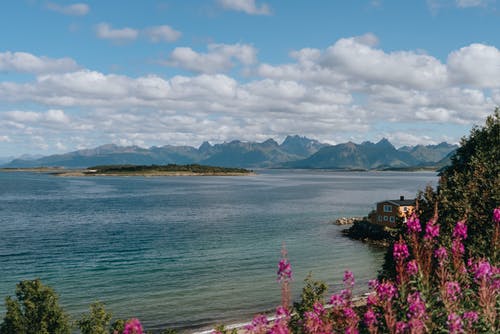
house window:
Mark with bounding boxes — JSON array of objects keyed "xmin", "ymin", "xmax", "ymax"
[
  {"xmin": 384, "ymin": 216, "xmax": 388, "ymax": 221},
  {"xmin": 383, "ymin": 205, "xmax": 392, "ymax": 212},
  {"xmin": 378, "ymin": 215, "xmax": 382, "ymax": 222},
  {"xmin": 403, "ymin": 206, "xmax": 408, "ymax": 212},
  {"xmin": 390, "ymin": 216, "xmax": 395, "ymax": 223}
]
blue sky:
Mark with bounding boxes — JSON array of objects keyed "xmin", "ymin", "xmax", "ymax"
[{"xmin": 1, "ymin": 0, "xmax": 500, "ymax": 157}]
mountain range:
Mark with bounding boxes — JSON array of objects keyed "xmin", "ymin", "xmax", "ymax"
[{"xmin": 1, "ymin": 135, "xmax": 458, "ymax": 170}]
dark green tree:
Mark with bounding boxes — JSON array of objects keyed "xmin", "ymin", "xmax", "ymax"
[
  {"xmin": 438, "ymin": 108, "xmax": 500, "ymax": 261},
  {"xmin": 77, "ymin": 302, "xmax": 112, "ymax": 334},
  {"xmin": 0, "ymin": 279, "xmax": 71, "ymax": 334}
]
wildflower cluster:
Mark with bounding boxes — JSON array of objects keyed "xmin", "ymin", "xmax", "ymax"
[{"xmin": 241, "ymin": 207, "xmax": 499, "ymax": 334}]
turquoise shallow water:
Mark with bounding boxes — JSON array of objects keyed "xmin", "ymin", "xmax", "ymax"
[{"xmin": 0, "ymin": 170, "xmax": 437, "ymax": 332}]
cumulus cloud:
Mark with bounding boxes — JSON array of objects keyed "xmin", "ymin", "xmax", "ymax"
[
  {"xmin": 5, "ymin": 109, "xmax": 70, "ymax": 124},
  {"xmin": 0, "ymin": 135, "xmax": 10, "ymax": 142},
  {"xmin": 1, "ymin": 37, "xmax": 499, "ymax": 153},
  {"xmin": 0, "ymin": 51, "xmax": 79, "ymax": 74},
  {"xmin": 95, "ymin": 23, "xmax": 138, "ymax": 42},
  {"xmin": 166, "ymin": 43, "xmax": 257, "ymax": 73},
  {"xmin": 217, "ymin": 0, "xmax": 271, "ymax": 15},
  {"xmin": 46, "ymin": 2, "xmax": 90, "ymax": 16},
  {"xmin": 447, "ymin": 43, "xmax": 500, "ymax": 87},
  {"xmin": 143, "ymin": 25, "xmax": 181, "ymax": 42}
]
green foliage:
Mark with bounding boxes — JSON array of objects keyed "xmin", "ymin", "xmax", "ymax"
[
  {"xmin": 77, "ymin": 301, "xmax": 112, "ymax": 334},
  {"xmin": 0, "ymin": 279, "xmax": 70, "ymax": 334},
  {"xmin": 87, "ymin": 164, "xmax": 251, "ymax": 175},
  {"xmin": 160, "ymin": 328, "xmax": 178, "ymax": 334},
  {"xmin": 110, "ymin": 319, "xmax": 125, "ymax": 334},
  {"xmin": 288, "ymin": 273, "xmax": 328, "ymax": 332},
  {"xmin": 213, "ymin": 324, "xmax": 238, "ymax": 334},
  {"xmin": 438, "ymin": 109, "xmax": 500, "ymax": 261}
]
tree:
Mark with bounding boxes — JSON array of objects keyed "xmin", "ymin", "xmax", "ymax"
[
  {"xmin": 0, "ymin": 279, "xmax": 70, "ymax": 334},
  {"xmin": 379, "ymin": 109, "xmax": 500, "ymax": 279},
  {"xmin": 77, "ymin": 302, "xmax": 112, "ymax": 334},
  {"xmin": 438, "ymin": 108, "xmax": 500, "ymax": 261}
]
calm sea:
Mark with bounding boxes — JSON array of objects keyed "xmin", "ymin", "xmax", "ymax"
[{"xmin": 0, "ymin": 170, "xmax": 437, "ymax": 332}]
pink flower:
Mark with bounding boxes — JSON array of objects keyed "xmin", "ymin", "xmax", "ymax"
[
  {"xmin": 329, "ymin": 293, "xmax": 345, "ymax": 307},
  {"xmin": 424, "ymin": 221, "xmax": 440, "ymax": 240},
  {"xmin": 474, "ymin": 260, "xmax": 493, "ymax": 282},
  {"xmin": 123, "ymin": 318, "xmax": 143, "ymax": 334},
  {"xmin": 376, "ymin": 281, "xmax": 397, "ymax": 301},
  {"xmin": 453, "ymin": 221, "xmax": 467, "ymax": 240},
  {"xmin": 447, "ymin": 313, "xmax": 463, "ymax": 334},
  {"xmin": 445, "ymin": 281, "xmax": 462, "ymax": 302},
  {"xmin": 435, "ymin": 246, "xmax": 448, "ymax": 264},
  {"xmin": 277, "ymin": 259, "xmax": 292, "ymax": 282},
  {"xmin": 407, "ymin": 292, "xmax": 426, "ymax": 319},
  {"xmin": 343, "ymin": 307, "xmax": 357, "ymax": 320},
  {"xmin": 463, "ymin": 311, "xmax": 478, "ymax": 324},
  {"xmin": 368, "ymin": 279, "xmax": 378, "ymax": 290},
  {"xmin": 364, "ymin": 308, "xmax": 378, "ymax": 327},
  {"xmin": 407, "ymin": 214, "xmax": 421, "ymax": 233},
  {"xmin": 271, "ymin": 307, "xmax": 290, "ymax": 334},
  {"xmin": 245, "ymin": 314, "xmax": 268, "ymax": 333},
  {"xmin": 341, "ymin": 289, "xmax": 352, "ymax": 302},
  {"xmin": 393, "ymin": 240, "xmax": 409, "ymax": 261},
  {"xmin": 494, "ymin": 207, "xmax": 500, "ymax": 223},
  {"xmin": 406, "ymin": 260, "xmax": 419, "ymax": 276},
  {"xmin": 408, "ymin": 319, "xmax": 425, "ymax": 332},
  {"xmin": 395, "ymin": 321, "xmax": 407, "ymax": 334},
  {"xmin": 345, "ymin": 328, "xmax": 359, "ymax": 334},
  {"xmin": 343, "ymin": 270, "xmax": 355, "ymax": 288},
  {"xmin": 366, "ymin": 293, "xmax": 378, "ymax": 306}
]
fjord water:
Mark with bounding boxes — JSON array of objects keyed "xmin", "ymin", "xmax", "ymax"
[{"xmin": 0, "ymin": 170, "xmax": 437, "ymax": 331}]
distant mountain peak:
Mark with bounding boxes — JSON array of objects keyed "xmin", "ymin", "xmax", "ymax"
[{"xmin": 199, "ymin": 141, "xmax": 212, "ymax": 152}]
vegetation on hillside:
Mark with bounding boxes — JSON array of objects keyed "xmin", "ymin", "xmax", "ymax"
[{"xmin": 87, "ymin": 164, "xmax": 252, "ymax": 175}]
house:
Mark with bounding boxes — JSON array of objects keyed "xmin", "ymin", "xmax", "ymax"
[{"xmin": 371, "ymin": 196, "xmax": 415, "ymax": 228}]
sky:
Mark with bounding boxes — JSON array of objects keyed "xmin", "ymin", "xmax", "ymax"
[{"xmin": 1, "ymin": 0, "xmax": 500, "ymax": 157}]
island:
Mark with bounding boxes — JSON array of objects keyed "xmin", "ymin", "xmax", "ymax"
[{"xmin": 50, "ymin": 164, "xmax": 254, "ymax": 177}]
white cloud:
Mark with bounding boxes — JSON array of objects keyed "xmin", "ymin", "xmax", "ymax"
[
  {"xmin": 46, "ymin": 2, "xmax": 90, "ymax": 16},
  {"xmin": 1, "ymin": 37, "xmax": 499, "ymax": 153},
  {"xmin": 166, "ymin": 43, "xmax": 257, "ymax": 73},
  {"xmin": 144, "ymin": 25, "xmax": 181, "ymax": 42},
  {"xmin": 447, "ymin": 43, "xmax": 500, "ymax": 88},
  {"xmin": 217, "ymin": 0, "xmax": 271, "ymax": 15},
  {"xmin": 4, "ymin": 109, "xmax": 70, "ymax": 125},
  {"xmin": 0, "ymin": 51, "xmax": 79, "ymax": 74},
  {"xmin": 0, "ymin": 135, "xmax": 11, "ymax": 142},
  {"xmin": 321, "ymin": 35, "xmax": 448, "ymax": 89},
  {"xmin": 95, "ymin": 23, "xmax": 138, "ymax": 42}
]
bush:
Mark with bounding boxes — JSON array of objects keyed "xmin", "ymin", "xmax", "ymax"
[
  {"xmin": 0, "ymin": 279, "xmax": 71, "ymax": 334},
  {"xmin": 77, "ymin": 301, "xmax": 112, "ymax": 334}
]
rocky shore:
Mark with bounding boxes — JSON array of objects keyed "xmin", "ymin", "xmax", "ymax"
[
  {"xmin": 340, "ymin": 218, "xmax": 395, "ymax": 247},
  {"xmin": 333, "ymin": 216, "xmax": 365, "ymax": 225}
]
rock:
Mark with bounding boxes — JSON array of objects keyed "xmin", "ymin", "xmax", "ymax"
[
  {"xmin": 334, "ymin": 216, "xmax": 364, "ymax": 225},
  {"xmin": 341, "ymin": 219, "xmax": 395, "ymax": 247}
]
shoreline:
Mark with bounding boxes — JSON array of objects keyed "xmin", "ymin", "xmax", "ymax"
[
  {"xmin": 0, "ymin": 167, "xmax": 255, "ymax": 177},
  {"xmin": 190, "ymin": 295, "xmax": 368, "ymax": 334},
  {"xmin": 52, "ymin": 171, "xmax": 256, "ymax": 177}
]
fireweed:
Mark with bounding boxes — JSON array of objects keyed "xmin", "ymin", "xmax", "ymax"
[
  {"xmin": 240, "ymin": 208, "xmax": 499, "ymax": 334},
  {"xmin": 122, "ymin": 318, "xmax": 143, "ymax": 334}
]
